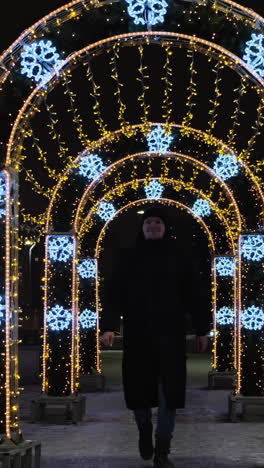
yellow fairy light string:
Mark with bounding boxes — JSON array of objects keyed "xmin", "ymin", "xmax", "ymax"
[
  {"xmin": 73, "ymin": 151, "xmax": 242, "ymax": 236},
  {"xmin": 162, "ymin": 45, "xmax": 174, "ymax": 134},
  {"xmin": 208, "ymin": 61, "xmax": 223, "ymax": 133},
  {"xmin": 226, "ymin": 75, "xmax": 248, "ymax": 148},
  {"xmin": 45, "ymin": 101, "xmax": 70, "ymax": 161},
  {"xmin": 62, "ymin": 70, "xmax": 91, "ymax": 147},
  {"xmin": 138, "ymin": 44, "xmax": 151, "ymax": 135},
  {"xmin": 84, "ymin": 59, "xmax": 109, "ymax": 138},
  {"xmin": 181, "ymin": 47, "xmax": 197, "ymax": 133}
]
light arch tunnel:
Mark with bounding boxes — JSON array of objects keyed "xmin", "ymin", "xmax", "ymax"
[
  {"xmin": 42, "ymin": 135, "xmax": 258, "ymax": 398},
  {"xmin": 1, "ymin": 23, "xmax": 264, "ymax": 437},
  {"xmin": 1, "ymin": 123, "xmax": 263, "ymax": 435}
]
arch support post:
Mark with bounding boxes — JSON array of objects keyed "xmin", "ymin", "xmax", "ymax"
[
  {"xmin": 208, "ymin": 255, "xmax": 237, "ymax": 389},
  {"xmin": 0, "ymin": 170, "xmax": 41, "ymax": 464},
  {"xmin": 0, "ymin": 169, "xmax": 20, "ymax": 443},
  {"xmin": 31, "ymin": 232, "xmax": 85, "ymax": 424},
  {"xmin": 77, "ymin": 257, "xmax": 105, "ymax": 392},
  {"xmin": 229, "ymin": 232, "xmax": 264, "ymax": 422}
]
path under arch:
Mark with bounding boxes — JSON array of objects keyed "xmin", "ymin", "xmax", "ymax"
[{"xmin": 20, "ymin": 350, "xmax": 264, "ymax": 467}]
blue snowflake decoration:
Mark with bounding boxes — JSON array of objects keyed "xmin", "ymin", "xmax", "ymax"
[
  {"xmin": 125, "ymin": 0, "xmax": 168, "ymax": 27},
  {"xmin": 216, "ymin": 307, "xmax": 235, "ymax": 326},
  {"xmin": 241, "ymin": 235, "xmax": 264, "ymax": 262},
  {"xmin": 0, "ymin": 174, "xmax": 6, "ymax": 219},
  {"xmin": 0, "ymin": 296, "xmax": 5, "ymax": 327},
  {"xmin": 20, "ymin": 39, "xmax": 64, "ymax": 86},
  {"xmin": 79, "ymin": 309, "xmax": 97, "ymax": 329},
  {"xmin": 77, "ymin": 259, "xmax": 96, "ymax": 279},
  {"xmin": 97, "ymin": 202, "xmax": 116, "ymax": 222},
  {"xmin": 145, "ymin": 180, "xmax": 164, "ymax": 199},
  {"xmin": 243, "ymin": 34, "xmax": 264, "ymax": 78},
  {"xmin": 147, "ymin": 125, "xmax": 174, "ymax": 152},
  {"xmin": 79, "ymin": 153, "xmax": 107, "ymax": 181},
  {"xmin": 213, "ymin": 154, "xmax": 239, "ymax": 181},
  {"xmin": 46, "ymin": 305, "xmax": 72, "ymax": 331},
  {"xmin": 215, "ymin": 257, "xmax": 235, "ymax": 277},
  {"xmin": 192, "ymin": 199, "xmax": 211, "ymax": 217},
  {"xmin": 48, "ymin": 235, "xmax": 74, "ymax": 262},
  {"xmin": 242, "ymin": 306, "xmax": 264, "ymax": 331}
]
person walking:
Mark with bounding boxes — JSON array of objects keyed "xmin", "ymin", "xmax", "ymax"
[{"xmin": 100, "ymin": 206, "xmax": 211, "ymax": 468}]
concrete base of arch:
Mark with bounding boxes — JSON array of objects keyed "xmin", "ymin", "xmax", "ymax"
[
  {"xmin": 208, "ymin": 369, "xmax": 237, "ymax": 389},
  {"xmin": 228, "ymin": 393, "xmax": 264, "ymax": 422},
  {"xmin": 79, "ymin": 372, "xmax": 106, "ymax": 393},
  {"xmin": 0, "ymin": 438, "xmax": 41, "ymax": 468},
  {"xmin": 30, "ymin": 394, "xmax": 86, "ymax": 425}
]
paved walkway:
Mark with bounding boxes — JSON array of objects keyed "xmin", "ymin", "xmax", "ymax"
[{"xmin": 20, "ymin": 352, "xmax": 264, "ymax": 467}]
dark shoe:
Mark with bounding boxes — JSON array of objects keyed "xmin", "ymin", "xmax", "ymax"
[
  {"xmin": 153, "ymin": 435, "xmax": 174, "ymax": 468},
  {"xmin": 138, "ymin": 421, "xmax": 154, "ymax": 460}
]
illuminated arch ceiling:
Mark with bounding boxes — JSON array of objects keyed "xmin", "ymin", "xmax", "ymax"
[
  {"xmin": 77, "ymin": 177, "xmax": 235, "ymax": 254},
  {"xmin": 0, "ymin": 0, "xmax": 263, "ymax": 84},
  {"xmin": 44, "ymin": 126, "xmax": 262, "ymax": 234},
  {"xmin": 4, "ymin": 34, "xmax": 263, "ymax": 243}
]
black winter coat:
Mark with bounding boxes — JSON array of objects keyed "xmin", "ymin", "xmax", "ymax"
[{"xmin": 100, "ymin": 238, "xmax": 211, "ymax": 410}]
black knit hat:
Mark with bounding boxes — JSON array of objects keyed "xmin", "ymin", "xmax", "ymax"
[{"xmin": 136, "ymin": 206, "xmax": 172, "ymax": 242}]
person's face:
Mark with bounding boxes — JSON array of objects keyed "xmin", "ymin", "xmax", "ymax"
[{"xmin": 142, "ymin": 216, "xmax": 166, "ymax": 240}]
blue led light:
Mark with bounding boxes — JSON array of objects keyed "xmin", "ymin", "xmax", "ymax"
[
  {"xmin": 48, "ymin": 235, "xmax": 74, "ymax": 262},
  {"xmin": 216, "ymin": 307, "xmax": 234, "ymax": 325},
  {"xmin": 125, "ymin": 0, "xmax": 168, "ymax": 27},
  {"xmin": 147, "ymin": 125, "xmax": 174, "ymax": 152},
  {"xmin": 79, "ymin": 309, "xmax": 97, "ymax": 329},
  {"xmin": 215, "ymin": 257, "xmax": 235, "ymax": 277},
  {"xmin": 97, "ymin": 202, "xmax": 116, "ymax": 222},
  {"xmin": 77, "ymin": 259, "xmax": 96, "ymax": 279},
  {"xmin": 0, "ymin": 173, "xmax": 6, "ymax": 219},
  {"xmin": 192, "ymin": 199, "xmax": 211, "ymax": 217},
  {"xmin": 79, "ymin": 153, "xmax": 107, "ymax": 181},
  {"xmin": 46, "ymin": 305, "xmax": 72, "ymax": 331},
  {"xmin": 145, "ymin": 179, "xmax": 164, "ymax": 199},
  {"xmin": 241, "ymin": 235, "xmax": 264, "ymax": 262},
  {"xmin": 213, "ymin": 154, "xmax": 239, "ymax": 181},
  {"xmin": 0, "ymin": 296, "xmax": 5, "ymax": 326},
  {"xmin": 20, "ymin": 39, "xmax": 64, "ymax": 86},
  {"xmin": 242, "ymin": 306, "xmax": 264, "ymax": 331},
  {"xmin": 243, "ymin": 33, "xmax": 264, "ymax": 78}
]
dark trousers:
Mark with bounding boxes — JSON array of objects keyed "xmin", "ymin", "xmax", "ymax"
[{"xmin": 133, "ymin": 378, "xmax": 176, "ymax": 438}]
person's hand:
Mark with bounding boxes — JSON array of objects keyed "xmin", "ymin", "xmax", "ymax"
[
  {"xmin": 196, "ymin": 335, "xmax": 208, "ymax": 352},
  {"xmin": 100, "ymin": 331, "xmax": 115, "ymax": 347}
]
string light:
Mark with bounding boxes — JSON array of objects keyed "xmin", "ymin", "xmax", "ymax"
[
  {"xmin": 96, "ymin": 201, "xmax": 116, "ymax": 222},
  {"xmin": 217, "ymin": 306, "xmax": 235, "ymax": 325},
  {"xmin": 78, "ymin": 153, "xmax": 107, "ymax": 181},
  {"xmin": 0, "ymin": 296, "xmax": 5, "ymax": 326},
  {"xmin": 48, "ymin": 235, "xmax": 74, "ymax": 262},
  {"xmin": 215, "ymin": 257, "xmax": 235, "ymax": 276},
  {"xmin": 0, "ymin": 173, "xmax": 6, "ymax": 219},
  {"xmin": 243, "ymin": 34, "xmax": 264, "ymax": 78},
  {"xmin": 241, "ymin": 235, "xmax": 264, "ymax": 262},
  {"xmin": 147, "ymin": 124, "xmax": 174, "ymax": 152},
  {"xmin": 213, "ymin": 154, "xmax": 240, "ymax": 181},
  {"xmin": 77, "ymin": 259, "xmax": 96, "ymax": 279},
  {"xmin": 125, "ymin": 0, "xmax": 168, "ymax": 27},
  {"xmin": 192, "ymin": 199, "xmax": 211, "ymax": 217},
  {"xmin": 20, "ymin": 39, "xmax": 64, "ymax": 86},
  {"xmin": 144, "ymin": 179, "xmax": 164, "ymax": 199},
  {"xmin": 79, "ymin": 309, "xmax": 97, "ymax": 329},
  {"xmin": 242, "ymin": 306, "xmax": 264, "ymax": 331},
  {"xmin": 46, "ymin": 305, "xmax": 72, "ymax": 331}
]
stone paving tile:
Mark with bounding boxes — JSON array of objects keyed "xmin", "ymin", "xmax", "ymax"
[{"xmin": 19, "ymin": 353, "xmax": 264, "ymax": 467}]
